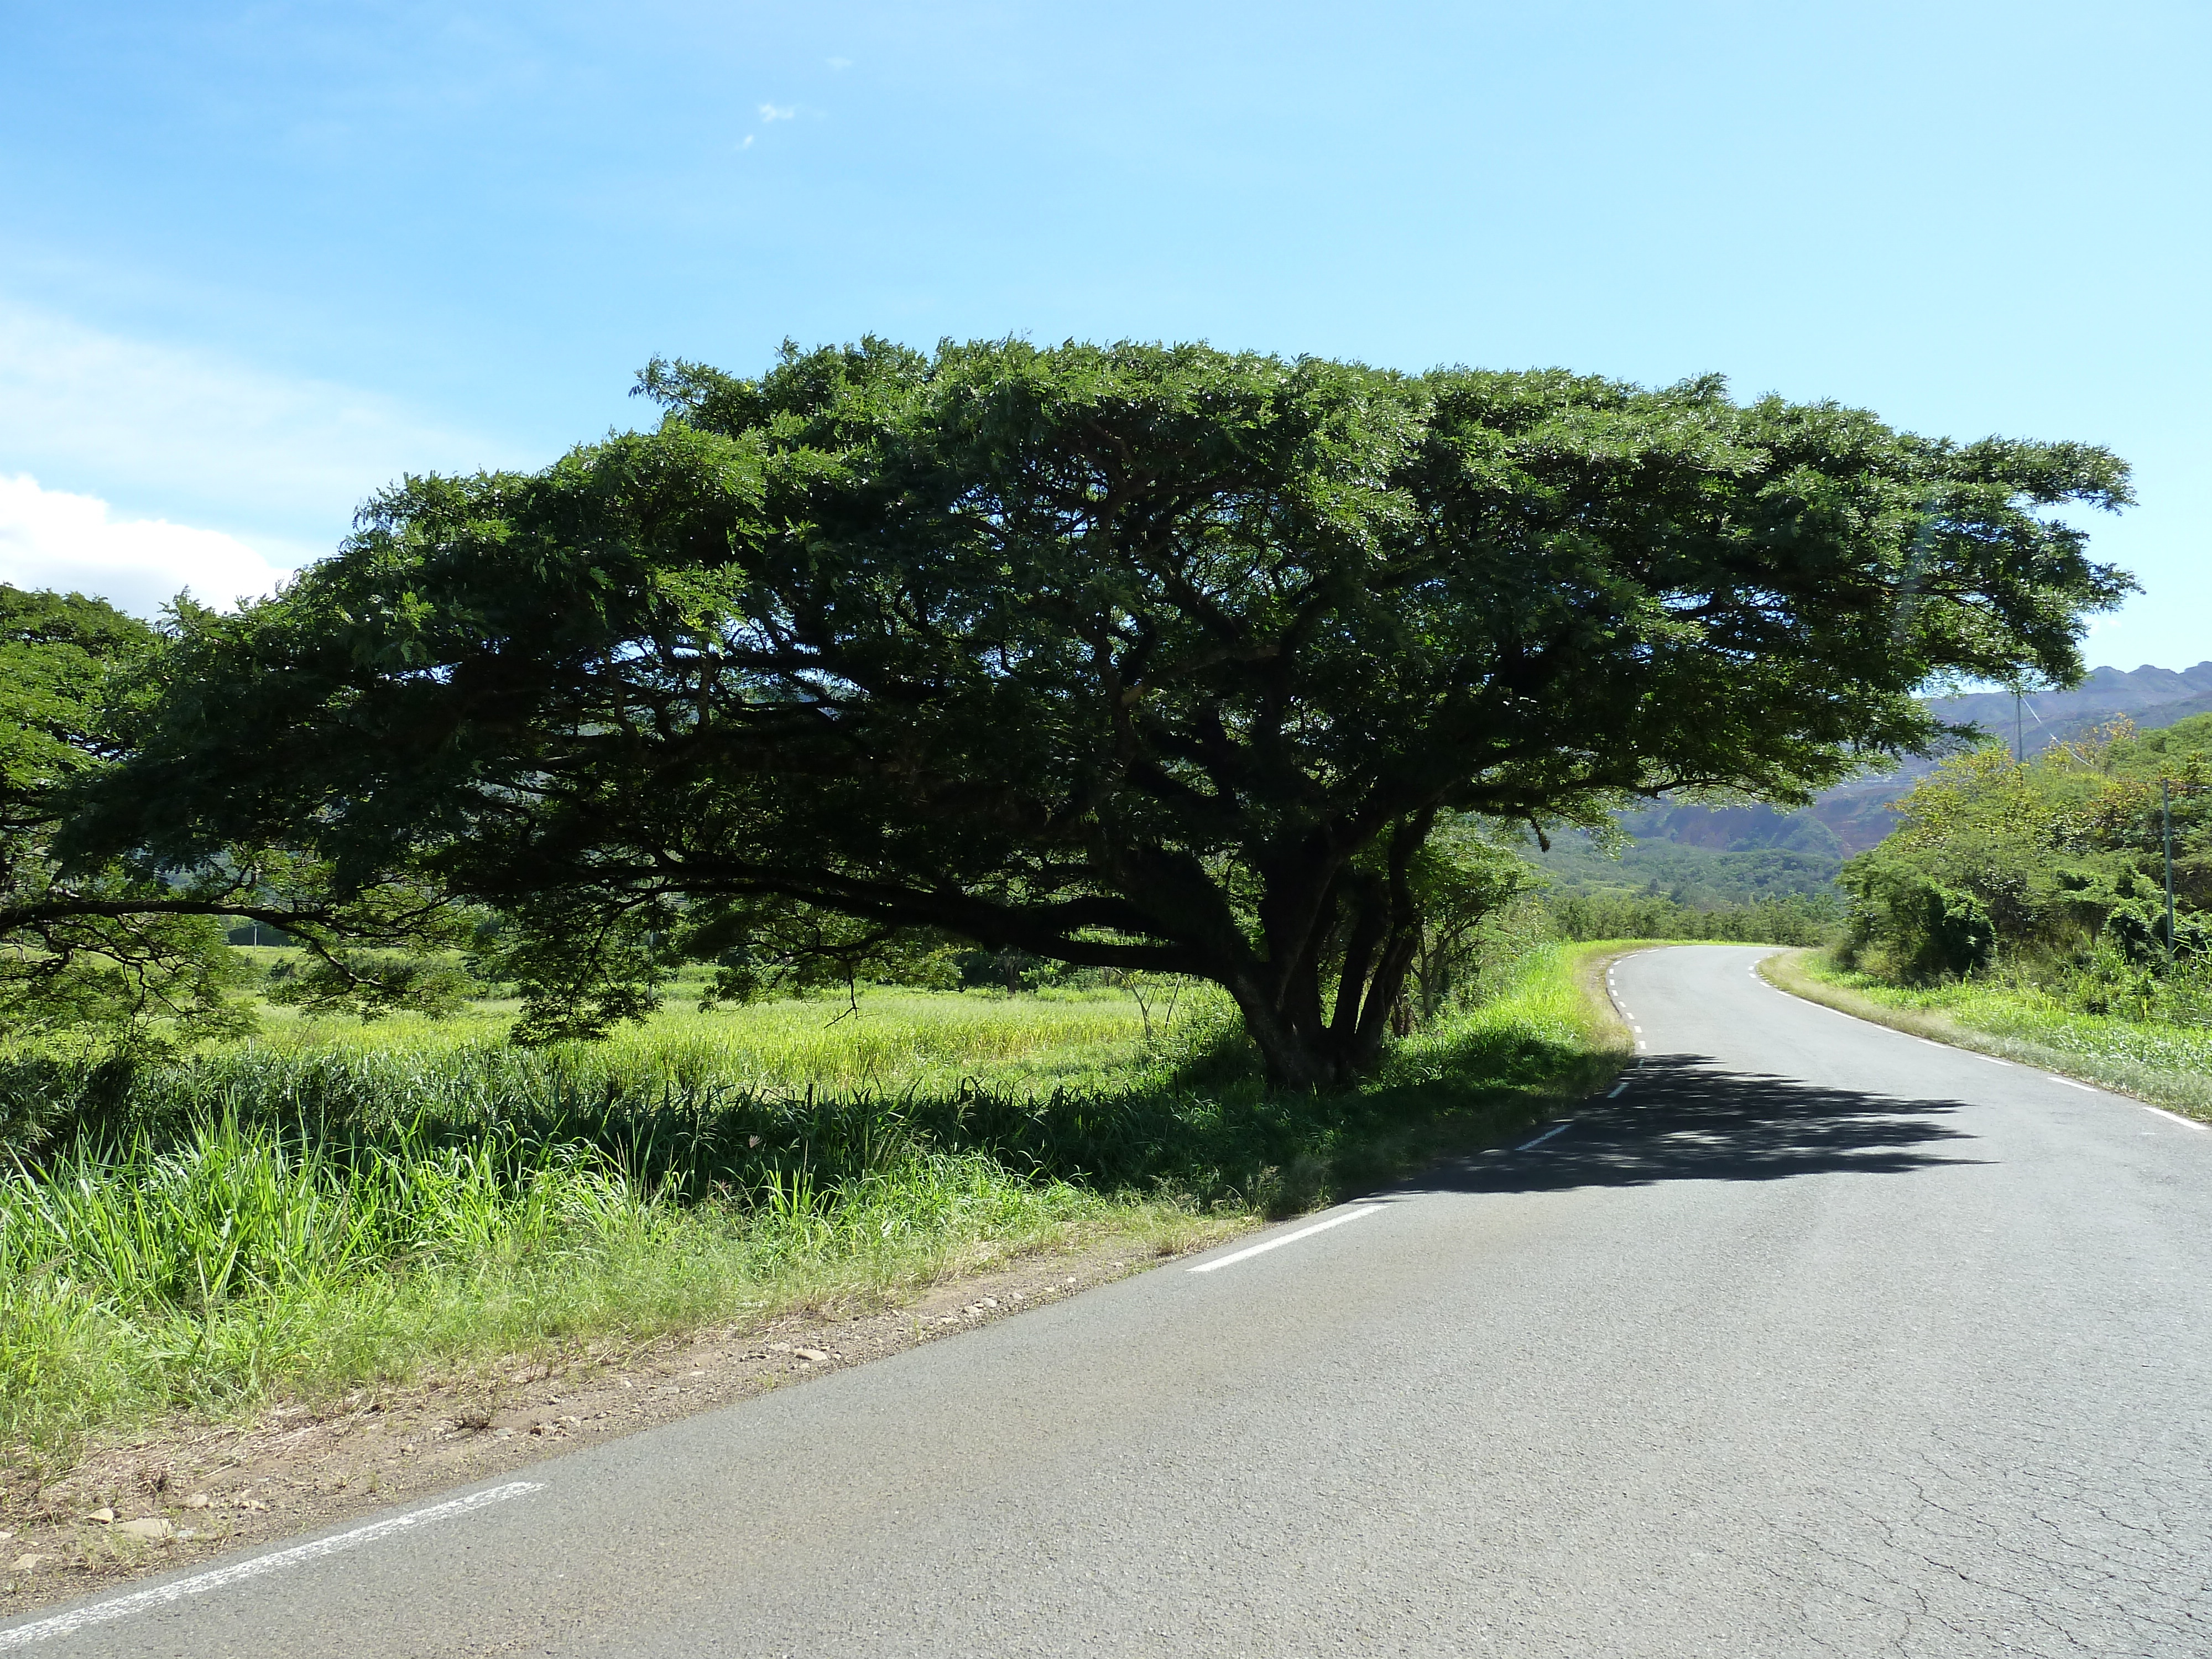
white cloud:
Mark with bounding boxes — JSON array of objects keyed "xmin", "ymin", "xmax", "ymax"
[
  {"xmin": 740, "ymin": 134, "xmax": 755, "ymax": 149},
  {"xmin": 0, "ymin": 295, "xmax": 511, "ymax": 556},
  {"xmin": 826, "ymin": 58, "xmax": 852, "ymax": 70},
  {"xmin": 0, "ymin": 473, "xmax": 290, "ymax": 617},
  {"xmin": 758, "ymin": 103, "xmax": 795, "ymax": 122}
]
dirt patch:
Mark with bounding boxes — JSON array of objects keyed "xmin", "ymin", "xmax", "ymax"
[{"xmin": 0, "ymin": 1232, "xmax": 1211, "ymax": 1620}]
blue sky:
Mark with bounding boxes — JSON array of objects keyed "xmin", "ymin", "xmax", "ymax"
[{"xmin": 1, "ymin": 1, "xmax": 2204, "ymax": 668}]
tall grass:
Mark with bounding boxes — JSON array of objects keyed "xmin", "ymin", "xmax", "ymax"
[
  {"xmin": 0, "ymin": 947, "xmax": 1622, "ymax": 1469},
  {"xmin": 0, "ymin": 1118, "xmax": 1115, "ymax": 1464},
  {"xmin": 0, "ymin": 988, "xmax": 1196, "ymax": 1177},
  {"xmin": 259, "ymin": 987, "xmax": 1176, "ymax": 1093}
]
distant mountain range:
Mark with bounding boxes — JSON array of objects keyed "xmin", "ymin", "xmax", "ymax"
[
  {"xmin": 1803, "ymin": 660, "xmax": 2212, "ymax": 854},
  {"xmin": 1533, "ymin": 661, "xmax": 2212, "ymax": 904}
]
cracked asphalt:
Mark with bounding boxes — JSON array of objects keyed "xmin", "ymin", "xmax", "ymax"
[{"xmin": 12, "ymin": 943, "xmax": 2209, "ymax": 1656}]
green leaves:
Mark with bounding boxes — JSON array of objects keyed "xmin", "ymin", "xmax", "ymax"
[
  {"xmin": 70, "ymin": 340, "xmax": 2135, "ymax": 1079},
  {"xmin": 0, "ymin": 583, "xmax": 483, "ymax": 1048},
  {"xmin": 1840, "ymin": 714, "xmax": 2212, "ymax": 980},
  {"xmin": 0, "ymin": 587, "xmax": 255, "ymax": 1048}
]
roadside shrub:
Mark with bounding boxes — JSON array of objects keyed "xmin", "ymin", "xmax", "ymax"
[{"xmin": 1835, "ymin": 857, "xmax": 1995, "ymax": 982}]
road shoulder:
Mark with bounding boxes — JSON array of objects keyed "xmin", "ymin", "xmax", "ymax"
[
  {"xmin": 0, "ymin": 1227, "xmax": 1219, "ymax": 1622},
  {"xmin": 1757, "ymin": 947, "xmax": 2211, "ymax": 1124}
]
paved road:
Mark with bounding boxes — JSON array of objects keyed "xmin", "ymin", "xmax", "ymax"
[{"xmin": 14, "ymin": 946, "xmax": 2211, "ymax": 1656}]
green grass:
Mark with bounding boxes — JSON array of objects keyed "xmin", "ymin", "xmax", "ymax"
[
  {"xmin": 0, "ymin": 945, "xmax": 1628, "ymax": 1473},
  {"xmin": 1770, "ymin": 950, "xmax": 2212, "ymax": 1121},
  {"xmin": 248, "ymin": 975, "xmax": 1176, "ymax": 1093},
  {"xmin": 1, "ymin": 1118, "xmax": 1138, "ymax": 1470}
]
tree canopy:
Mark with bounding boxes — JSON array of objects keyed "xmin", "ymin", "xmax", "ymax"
[
  {"xmin": 0, "ymin": 583, "xmax": 468, "ymax": 1044},
  {"xmin": 0, "ymin": 586, "xmax": 251, "ymax": 1042},
  {"xmin": 69, "ymin": 340, "xmax": 2133, "ymax": 1083},
  {"xmin": 1840, "ymin": 714, "xmax": 2211, "ymax": 981}
]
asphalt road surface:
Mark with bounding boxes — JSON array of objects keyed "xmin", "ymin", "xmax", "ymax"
[{"xmin": 13, "ymin": 945, "xmax": 2210, "ymax": 1656}]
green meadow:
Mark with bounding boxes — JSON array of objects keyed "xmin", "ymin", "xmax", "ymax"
[{"xmin": 1, "ymin": 945, "xmax": 1626, "ymax": 1472}]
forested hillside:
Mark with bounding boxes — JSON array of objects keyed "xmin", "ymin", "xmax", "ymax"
[{"xmin": 1540, "ymin": 662, "xmax": 2212, "ymax": 904}]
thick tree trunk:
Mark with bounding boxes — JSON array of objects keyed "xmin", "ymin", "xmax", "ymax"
[
  {"xmin": 1222, "ymin": 976, "xmax": 1342, "ymax": 1091},
  {"xmin": 1213, "ymin": 809, "xmax": 1438, "ymax": 1091},
  {"xmin": 1223, "ymin": 911, "xmax": 1423, "ymax": 1091}
]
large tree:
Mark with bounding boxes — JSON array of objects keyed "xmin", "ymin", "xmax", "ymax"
[{"xmin": 69, "ymin": 341, "xmax": 2133, "ymax": 1084}]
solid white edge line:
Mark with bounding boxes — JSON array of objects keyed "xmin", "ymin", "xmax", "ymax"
[
  {"xmin": 1757, "ymin": 953, "xmax": 2212, "ymax": 1119},
  {"xmin": 1517, "ymin": 1121, "xmax": 1573, "ymax": 1151},
  {"xmin": 0, "ymin": 1480, "xmax": 546, "ymax": 1650},
  {"xmin": 2140, "ymin": 1103, "xmax": 2210, "ymax": 1131},
  {"xmin": 1188, "ymin": 1205, "xmax": 1383, "ymax": 1274}
]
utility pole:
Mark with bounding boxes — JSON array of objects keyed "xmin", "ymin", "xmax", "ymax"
[{"xmin": 2015, "ymin": 691, "xmax": 2024, "ymax": 764}]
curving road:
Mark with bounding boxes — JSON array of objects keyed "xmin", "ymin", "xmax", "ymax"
[{"xmin": 12, "ymin": 945, "xmax": 2211, "ymax": 1656}]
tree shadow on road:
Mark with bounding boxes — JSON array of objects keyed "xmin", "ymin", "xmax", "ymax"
[{"xmin": 1402, "ymin": 1053, "xmax": 1986, "ymax": 1194}]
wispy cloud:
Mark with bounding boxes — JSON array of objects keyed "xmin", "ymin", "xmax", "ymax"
[
  {"xmin": 739, "ymin": 134, "xmax": 754, "ymax": 149},
  {"xmin": 826, "ymin": 58, "xmax": 852, "ymax": 70},
  {"xmin": 758, "ymin": 103, "xmax": 795, "ymax": 122},
  {"xmin": 0, "ymin": 473, "xmax": 290, "ymax": 617},
  {"xmin": 0, "ymin": 296, "xmax": 513, "ymax": 566}
]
